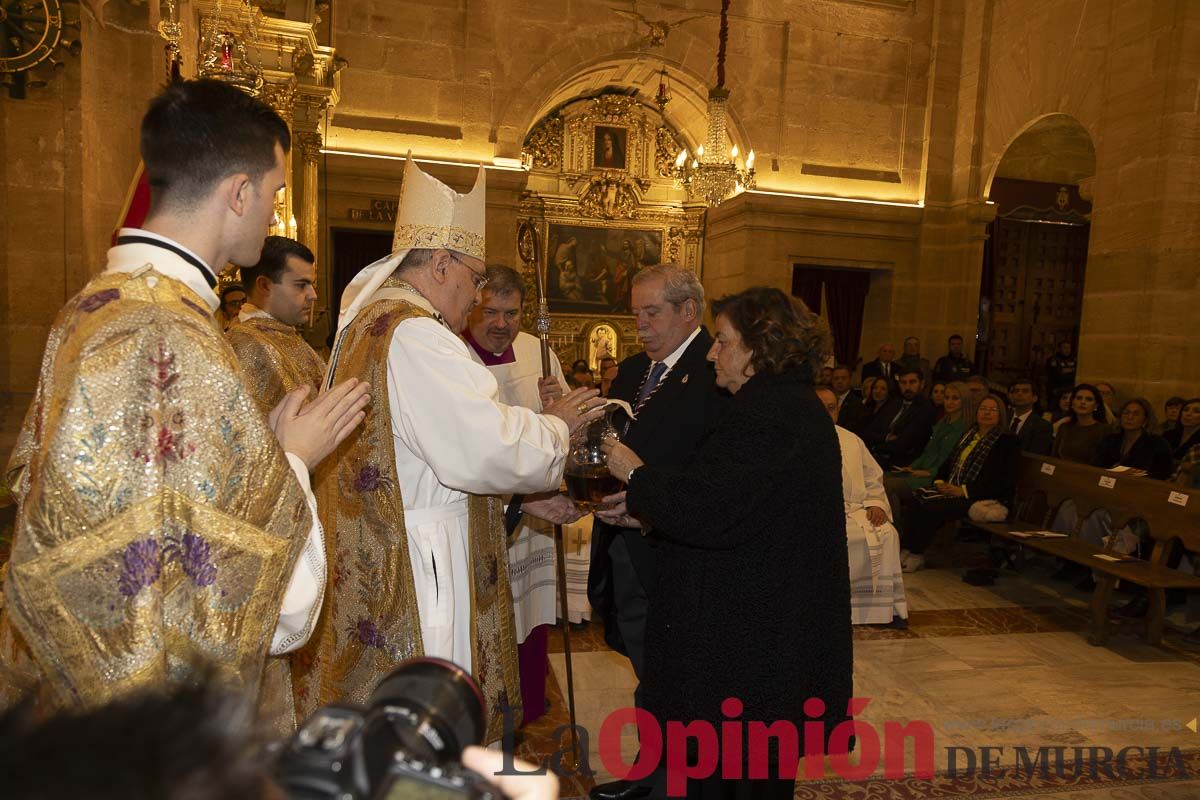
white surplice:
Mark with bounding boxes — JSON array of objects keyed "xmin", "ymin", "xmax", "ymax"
[
  {"xmin": 109, "ymin": 229, "xmax": 325, "ymax": 655},
  {"xmin": 836, "ymin": 424, "xmax": 908, "ymax": 625},
  {"xmin": 379, "ymin": 286, "xmax": 570, "ymax": 669},
  {"xmin": 465, "ymin": 332, "xmax": 569, "ymax": 643}
]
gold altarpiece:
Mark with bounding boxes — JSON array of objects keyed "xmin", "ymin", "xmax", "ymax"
[{"xmin": 519, "ymin": 94, "xmax": 706, "ymax": 372}]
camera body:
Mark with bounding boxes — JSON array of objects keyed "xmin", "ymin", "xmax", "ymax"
[{"xmin": 275, "ymin": 658, "xmax": 502, "ymax": 800}]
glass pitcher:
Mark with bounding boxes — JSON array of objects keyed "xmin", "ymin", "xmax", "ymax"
[{"xmin": 564, "ymin": 407, "xmax": 624, "ymax": 511}]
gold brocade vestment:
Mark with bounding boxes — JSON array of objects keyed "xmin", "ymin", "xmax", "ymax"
[
  {"xmin": 227, "ymin": 311, "xmax": 327, "ymax": 414},
  {"xmin": 295, "ymin": 299, "xmax": 521, "ymax": 742},
  {"xmin": 0, "ymin": 268, "xmax": 311, "ymax": 726}
]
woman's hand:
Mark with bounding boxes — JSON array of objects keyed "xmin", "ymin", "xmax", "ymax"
[
  {"xmin": 600, "ymin": 438, "xmax": 644, "ymax": 483},
  {"xmin": 910, "ymin": 469, "xmax": 931, "ymax": 478},
  {"xmin": 594, "ymin": 491, "xmax": 642, "ymax": 529},
  {"xmin": 936, "ymin": 481, "xmax": 965, "ymax": 497}
]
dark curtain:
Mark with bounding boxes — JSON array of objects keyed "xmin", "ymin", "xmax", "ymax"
[
  {"xmin": 791, "ymin": 266, "xmax": 871, "ymax": 367},
  {"xmin": 330, "ymin": 228, "xmax": 393, "ymax": 346},
  {"xmin": 822, "ymin": 270, "xmax": 870, "ymax": 367},
  {"xmin": 790, "ymin": 269, "xmax": 824, "ymax": 314}
]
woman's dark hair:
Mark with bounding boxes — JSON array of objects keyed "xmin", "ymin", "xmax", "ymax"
[
  {"xmin": 710, "ymin": 287, "xmax": 831, "ymax": 381},
  {"xmin": 1118, "ymin": 397, "xmax": 1157, "ymax": 431},
  {"xmin": 976, "ymin": 393, "xmax": 1010, "ymax": 431},
  {"xmin": 862, "ymin": 376, "xmax": 896, "ymax": 414},
  {"xmin": 141, "ymin": 79, "xmax": 291, "ymax": 211},
  {"xmin": 1067, "ymin": 383, "xmax": 1108, "ymax": 424}
]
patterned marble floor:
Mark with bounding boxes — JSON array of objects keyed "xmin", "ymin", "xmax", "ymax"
[{"xmin": 516, "ymin": 558, "xmax": 1200, "ymax": 799}]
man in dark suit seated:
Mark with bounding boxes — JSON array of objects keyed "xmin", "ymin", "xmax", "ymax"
[
  {"xmin": 832, "ymin": 363, "xmax": 863, "ymax": 427},
  {"xmin": 860, "ymin": 342, "xmax": 898, "ymax": 386},
  {"xmin": 1007, "ymin": 377, "xmax": 1053, "ymax": 455},
  {"xmin": 586, "ymin": 263, "xmax": 725, "ymax": 800},
  {"xmin": 861, "ymin": 366, "xmax": 935, "ymax": 469}
]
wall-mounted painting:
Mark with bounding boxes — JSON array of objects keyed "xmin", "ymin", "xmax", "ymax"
[
  {"xmin": 546, "ymin": 223, "xmax": 662, "ymax": 314},
  {"xmin": 593, "ymin": 125, "xmax": 627, "ymax": 169}
]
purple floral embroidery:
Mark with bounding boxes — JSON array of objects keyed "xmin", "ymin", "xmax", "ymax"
[
  {"xmin": 368, "ymin": 312, "xmax": 394, "ymax": 337},
  {"xmin": 176, "ymin": 532, "xmax": 217, "ymax": 587},
  {"xmin": 354, "ymin": 464, "xmax": 381, "ymax": 493},
  {"xmin": 79, "ymin": 288, "xmax": 120, "ymax": 313},
  {"xmin": 353, "ymin": 618, "xmax": 387, "ymax": 649},
  {"xmin": 118, "ymin": 538, "xmax": 161, "ymax": 597}
]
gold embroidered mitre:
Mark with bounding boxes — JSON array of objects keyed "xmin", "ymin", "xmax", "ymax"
[
  {"xmin": 334, "ymin": 155, "xmax": 485, "ymax": 341},
  {"xmin": 391, "ymin": 155, "xmax": 485, "ymax": 260}
]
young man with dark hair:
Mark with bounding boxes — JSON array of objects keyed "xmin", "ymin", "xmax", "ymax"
[
  {"xmin": 861, "ymin": 367, "xmax": 936, "ymax": 469},
  {"xmin": 1045, "ymin": 339, "xmax": 1077, "ymax": 398},
  {"xmin": 0, "ymin": 79, "xmax": 370, "ymax": 729},
  {"xmin": 1007, "ymin": 378, "xmax": 1053, "ymax": 454},
  {"xmin": 217, "ymin": 283, "xmax": 248, "ymax": 330},
  {"xmin": 228, "ymin": 236, "xmax": 327, "ymax": 414},
  {"xmin": 933, "ymin": 334, "xmax": 973, "ymax": 383}
]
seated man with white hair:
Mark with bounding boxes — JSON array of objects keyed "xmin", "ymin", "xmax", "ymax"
[{"xmin": 816, "ymin": 386, "xmax": 909, "ymax": 626}]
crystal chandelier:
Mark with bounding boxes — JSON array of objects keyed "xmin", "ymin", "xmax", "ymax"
[{"xmin": 671, "ymin": 0, "xmax": 755, "ymax": 206}]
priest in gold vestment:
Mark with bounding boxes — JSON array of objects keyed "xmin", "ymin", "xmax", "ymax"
[
  {"xmin": 227, "ymin": 236, "xmax": 327, "ymax": 413},
  {"xmin": 299, "ymin": 156, "xmax": 603, "ymax": 741},
  {"xmin": 0, "ymin": 80, "xmax": 370, "ymax": 730}
]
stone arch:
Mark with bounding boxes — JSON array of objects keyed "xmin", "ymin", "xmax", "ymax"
[
  {"xmin": 492, "ymin": 25, "xmax": 753, "ymax": 160},
  {"xmin": 983, "ymin": 113, "xmax": 1097, "ymax": 199}
]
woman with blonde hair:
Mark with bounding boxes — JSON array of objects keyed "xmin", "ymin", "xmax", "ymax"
[{"xmin": 883, "ymin": 382, "xmax": 977, "ymax": 515}]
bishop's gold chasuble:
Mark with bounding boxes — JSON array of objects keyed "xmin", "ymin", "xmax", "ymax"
[
  {"xmin": 0, "ymin": 268, "xmax": 312, "ymax": 725},
  {"xmin": 227, "ymin": 313, "xmax": 327, "ymax": 414},
  {"xmin": 295, "ymin": 298, "xmax": 521, "ymax": 742}
]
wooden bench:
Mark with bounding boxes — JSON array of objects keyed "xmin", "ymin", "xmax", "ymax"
[{"xmin": 967, "ymin": 454, "xmax": 1200, "ymax": 646}]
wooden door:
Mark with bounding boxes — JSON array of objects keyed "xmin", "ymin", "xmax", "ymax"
[{"xmin": 984, "ymin": 218, "xmax": 1088, "ymax": 386}]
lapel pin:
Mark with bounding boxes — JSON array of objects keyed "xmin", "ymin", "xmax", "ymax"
[{"xmin": 682, "ymin": 374, "xmax": 689, "ymax": 384}]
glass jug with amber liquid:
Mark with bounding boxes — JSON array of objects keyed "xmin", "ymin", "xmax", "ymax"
[{"xmin": 564, "ymin": 409, "xmax": 623, "ymax": 511}]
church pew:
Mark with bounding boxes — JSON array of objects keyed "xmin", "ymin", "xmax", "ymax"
[{"xmin": 967, "ymin": 454, "xmax": 1200, "ymax": 646}]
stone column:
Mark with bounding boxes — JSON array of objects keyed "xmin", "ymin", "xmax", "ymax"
[{"xmin": 293, "ymin": 130, "xmax": 323, "ymax": 259}]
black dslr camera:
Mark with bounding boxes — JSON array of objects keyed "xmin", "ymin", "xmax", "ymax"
[{"xmin": 276, "ymin": 658, "xmax": 503, "ymax": 799}]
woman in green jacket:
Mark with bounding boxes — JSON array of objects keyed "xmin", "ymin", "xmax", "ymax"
[{"xmin": 883, "ymin": 381, "xmax": 977, "ymax": 511}]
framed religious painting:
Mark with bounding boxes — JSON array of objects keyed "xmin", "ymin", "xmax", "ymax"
[
  {"xmin": 593, "ymin": 125, "xmax": 628, "ymax": 170},
  {"xmin": 545, "ymin": 223, "xmax": 662, "ymax": 315}
]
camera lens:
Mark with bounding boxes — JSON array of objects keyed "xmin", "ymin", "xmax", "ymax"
[{"xmin": 369, "ymin": 657, "xmax": 486, "ymax": 763}]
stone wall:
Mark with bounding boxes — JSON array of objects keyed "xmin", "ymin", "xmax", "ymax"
[
  {"xmin": 958, "ymin": 0, "xmax": 1200, "ymax": 405},
  {"xmin": 0, "ymin": 4, "xmax": 159, "ymax": 455}
]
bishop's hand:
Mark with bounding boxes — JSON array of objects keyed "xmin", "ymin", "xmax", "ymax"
[
  {"xmin": 521, "ymin": 492, "xmax": 585, "ymax": 525},
  {"xmin": 272, "ymin": 379, "xmax": 372, "ymax": 471},
  {"xmin": 544, "ymin": 387, "xmax": 606, "ymax": 436}
]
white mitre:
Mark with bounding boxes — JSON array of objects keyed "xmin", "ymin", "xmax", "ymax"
[{"xmin": 335, "ymin": 153, "xmax": 485, "ymax": 335}]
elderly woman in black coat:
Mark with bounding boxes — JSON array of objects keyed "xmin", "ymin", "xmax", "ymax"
[{"xmin": 599, "ymin": 287, "xmax": 851, "ymax": 799}]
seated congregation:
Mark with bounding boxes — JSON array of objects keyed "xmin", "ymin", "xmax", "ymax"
[{"xmin": 821, "ymin": 337, "xmax": 1200, "ymax": 646}]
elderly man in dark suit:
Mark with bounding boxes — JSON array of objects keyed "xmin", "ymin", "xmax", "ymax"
[
  {"xmin": 860, "ymin": 341, "xmax": 898, "ymax": 386},
  {"xmin": 586, "ymin": 263, "xmax": 724, "ymax": 800}
]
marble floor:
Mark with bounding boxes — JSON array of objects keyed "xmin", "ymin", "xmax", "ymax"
[{"xmin": 514, "ymin": 555, "xmax": 1200, "ymax": 799}]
